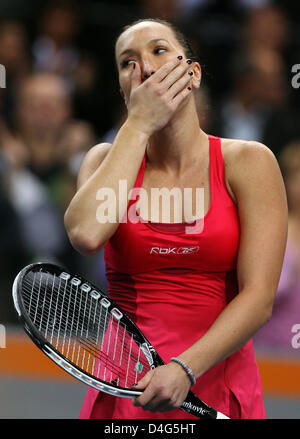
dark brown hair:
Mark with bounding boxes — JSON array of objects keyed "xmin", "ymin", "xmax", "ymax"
[{"xmin": 115, "ymin": 18, "xmax": 197, "ymax": 64}]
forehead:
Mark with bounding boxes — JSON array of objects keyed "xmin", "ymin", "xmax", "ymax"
[{"xmin": 115, "ymin": 21, "xmax": 179, "ymax": 58}]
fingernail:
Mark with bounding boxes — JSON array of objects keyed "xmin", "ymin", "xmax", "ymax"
[
  {"xmin": 177, "ymin": 55, "xmax": 183, "ymax": 60},
  {"xmin": 187, "ymin": 59, "xmax": 193, "ymax": 65},
  {"xmin": 188, "ymin": 71, "xmax": 193, "ymax": 76}
]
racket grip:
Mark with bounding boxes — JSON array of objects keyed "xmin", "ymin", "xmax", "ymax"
[{"xmin": 181, "ymin": 391, "xmax": 230, "ymax": 419}]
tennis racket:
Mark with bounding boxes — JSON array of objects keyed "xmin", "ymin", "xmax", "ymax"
[{"xmin": 12, "ymin": 262, "xmax": 229, "ymax": 419}]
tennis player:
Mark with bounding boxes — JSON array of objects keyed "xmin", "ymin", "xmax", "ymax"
[{"xmin": 64, "ymin": 18, "xmax": 288, "ymax": 419}]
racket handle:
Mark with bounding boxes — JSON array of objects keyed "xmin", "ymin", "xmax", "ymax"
[{"xmin": 181, "ymin": 390, "xmax": 230, "ymax": 419}]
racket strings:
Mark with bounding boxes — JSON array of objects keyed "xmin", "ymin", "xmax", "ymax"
[
  {"xmin": 77, "ymin": 333, "xmax": 138, "ymax": 385},
  {"xmin": 22, "ymin": 279, "xmax": 149, "ymax": 386},
  {"xmin": 22, "ymin": 278, "xmax": 143, "ymax": 367},
  {"xmin": 23, "ymin": 278, "xmax": 99, "ymax": 344},
  {"xmin": 23, "ymin": 276, "xmax": 121, "ymax": 341},
  {"xmin": 22, "ymin": 277, "xmax": 145, "ymax": 367},
  {"xmin": 21, "ymin": 271, "xmax": 152, "ymax": 387}
]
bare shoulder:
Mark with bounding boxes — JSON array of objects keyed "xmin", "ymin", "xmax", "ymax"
[
  {"xmin": 77, "ymin": 142, "xmax": 112, "ymax": 189},
  {"xmin": 221, "ymin": 137, "xmax": 277, "ymax": 166},
  {"xmin": 220, "ymin": 138, "xmax": 282, "ymax": 202}
]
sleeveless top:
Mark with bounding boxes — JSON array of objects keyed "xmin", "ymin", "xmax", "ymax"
[{"xmin": 79, "ymin": 134, "xmax": 265, "ymax": 419}]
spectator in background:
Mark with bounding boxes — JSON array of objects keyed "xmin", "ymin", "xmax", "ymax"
[
  {"xmin": 211, "ymin": 47, "xmax": 300, "ymax": 157},
  {"xmin": 0, "ymin": 20, "xmax": 30, "ymax": 84},
  {"xmin": 0, "ymin": 147, "xmax": 28, "ymax": 323},
  {"xmin": 14, "ymin": 72, "xmax": 97, "ymax": 208},
  {"xmin": 238, "ymin": 3, "xmax": 300, "ymax": 113},
  {"xmin": 0, "ymin": 20, "xmax": 31, "ymax": 127},
  {"xmin": 14, "ymin": 72, "xmax": 71, "ymax": 199},
  {"xmin": 253, "ymin": 48, "xmax": 300, "ymax": 156},
  {"xmin": 32, "ymin": 0, "xmax": 103, "ymax": 136},
  {"xmin": 0, "ymin": 111, "xmax": 69, "ymax": 268},
  {"xmin": 241, "ymin": 4, "xmax": 290, "ymax": 54},
  {"xmin": 253, "ymin": 141, "xmax": 300, "ymax": 355},
  {"xmin": 57, "ymin": 119, "xmax": 97, "ymax": 207},
  {"xmin": 32, "ymin": 0, "xmax": 80, "ymax": 87},
  {"xmin": 0, "ymin": 71, "xmax": 97, "ymax": 276}
]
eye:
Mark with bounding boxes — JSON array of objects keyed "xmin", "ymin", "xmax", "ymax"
[
  {"xmin": 154, "ymin": 47, "xmax": 167, "ymax": 55},
  {"xmin": 121, "ymin": 59, "xmax": 135, "ymax": 68}
]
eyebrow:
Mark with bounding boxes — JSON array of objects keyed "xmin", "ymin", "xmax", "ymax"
[{"xmin": 119, "ymin": 38, "xmax": 169, "ymax": 58}]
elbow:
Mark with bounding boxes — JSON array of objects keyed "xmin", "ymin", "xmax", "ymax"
[
  {"xmin": 68, "ymin": 227, "xmax": 103, "ymax": 256},
  {"xmin": 64, "ymin": 211, "xmax": 104, "ymax": 256}
]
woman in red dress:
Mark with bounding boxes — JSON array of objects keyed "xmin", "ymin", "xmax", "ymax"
[{"xmin": 64, "ymin": 18, "xmax": 288, "ymax": 419}]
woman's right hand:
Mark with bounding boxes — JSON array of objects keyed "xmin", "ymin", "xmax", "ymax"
[{"xmin": 127, "ymin": 57, "xmax": 193, "ymax": 136}]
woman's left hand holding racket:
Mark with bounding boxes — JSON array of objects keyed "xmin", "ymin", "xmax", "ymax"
[{"xmin": 132, "ymin": 362, "xmax": 192, "ymax": 413}]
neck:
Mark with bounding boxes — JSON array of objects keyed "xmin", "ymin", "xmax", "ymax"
[{"xmin": 146, "ymin": 97, "xmax": 208, "ymax": 175}]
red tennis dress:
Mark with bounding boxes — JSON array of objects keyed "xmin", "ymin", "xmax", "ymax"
[{"xmin": 79, "ymin": 135, "xmax": 266, "ymax": 419}]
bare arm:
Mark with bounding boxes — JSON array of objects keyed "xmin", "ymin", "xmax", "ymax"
[
  {"xmin": 133, "ymin": 141, "xmax": 288, "ymax": 411},
  {"xmin": 64, "ymin": 57, "xmax": 193, "ymax": 255},
  {"xmin": 177, "ymin": 141, "xmax": 288, "ymax": 378},
  {"xmin": 64, "ymin": 123, "xmax": 149, "ymax": 255}
]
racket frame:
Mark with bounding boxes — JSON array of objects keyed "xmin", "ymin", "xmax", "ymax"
[
  {"xmin": 12, "ymin": 262, "xmax": 161, "ymax": 398},
  {"xmin": 12, "ymin": 262, "xmax": 230, "ymax": 419}
]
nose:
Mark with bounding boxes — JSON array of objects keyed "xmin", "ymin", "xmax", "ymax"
[{"xmin": 140, "ymin": 57, "xmax": 156, "ymax": 81}]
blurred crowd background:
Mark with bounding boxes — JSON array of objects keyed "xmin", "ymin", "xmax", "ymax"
[{"xmin": 0, "ymin": 0, "xmax": 300, "ymax": 357}]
